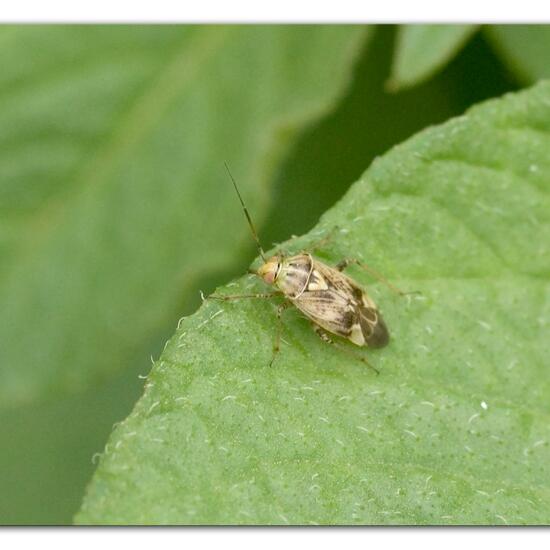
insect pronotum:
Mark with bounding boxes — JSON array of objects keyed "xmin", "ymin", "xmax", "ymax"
[{"xmin": 211, "ymin": 164, "xmax": 408, "ymax": 373}]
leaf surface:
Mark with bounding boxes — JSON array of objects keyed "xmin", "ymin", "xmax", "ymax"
[{"xmin": 77, "ymin": 81, "xmax": 550, "ymax": 524}]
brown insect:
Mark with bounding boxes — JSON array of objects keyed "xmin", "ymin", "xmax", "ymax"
[{"xmin": 210, "ymin": 164, "xmax": 409, "ymax": 373}]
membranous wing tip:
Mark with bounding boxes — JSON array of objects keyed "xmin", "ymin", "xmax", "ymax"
[{"xmin": 359, "ymin": 304, "xmax": 389, "ymax": 348}]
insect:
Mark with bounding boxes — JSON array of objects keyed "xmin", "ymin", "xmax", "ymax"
[{"xmin": 211, "ymin": 164, "xmax": 408, "ymax": 373}]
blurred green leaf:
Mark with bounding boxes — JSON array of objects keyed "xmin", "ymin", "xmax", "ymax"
[
  {"xmin": 486, "ymin": 25, "xmax": 550, "ymax": 83},
  {"xmin": 389, "ymin": 25, "xmax": 478, "ymax": 90},
  {"xmin": 0, "ymin": 25, "xmax": 367, "ymax": 408},
  {"xmin": 77, "ymin": 82, "xmax": 550, "ymax": 524}
]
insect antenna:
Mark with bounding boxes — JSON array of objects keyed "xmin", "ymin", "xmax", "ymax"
[{"xmin": 224, "ymin": 162, "xmax": 267, "ymax": 262}]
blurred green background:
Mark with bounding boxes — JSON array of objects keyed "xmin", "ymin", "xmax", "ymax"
[{"xmin": 0, "ymin": 24, "xmax": 547, "ymax": 524}]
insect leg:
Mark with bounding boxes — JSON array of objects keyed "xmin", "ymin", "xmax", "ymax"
[
  {"xmin": 282, "ymin": 226, "xmax": 338, "ymax": 257},
  {"xmin": 208, "ymin": 291, "xmax": 280, "ymax": 301},
  {"xmin": 269, "ymin": 301, "xmax": 292, "ymax": 367},
  {"xmin": 309, "ymin": 232, "xmax": 334, "ymax": 252},
  {"xmin": 207, "ymin": 290, "xmax": 289, "ymax": 367},
  {"xmin": 335, "ymin": 258, "xmax": 418, "ymax": 297},
  {"xmin": 301, "ymin": 226, "xmax": 339, "ymax": 254},
  {"xmin": 312, "ymin": 325, "xmax": 379, "ymax": 375}
]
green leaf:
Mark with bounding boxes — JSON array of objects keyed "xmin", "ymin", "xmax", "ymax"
[
  {"xmin": 0, "ymin": 25, "xmax": 367, "ymax": 408},
  {"xmin": 389, "ymin": 25, "xmax": 478, "ymax": 90},
  {"xmin": 486, "ymin": 25, "xmax": 550, "ymax": 83},
  {"xmin": 77, "ymin": 81, "xmax": 550, "ymax": 524}
]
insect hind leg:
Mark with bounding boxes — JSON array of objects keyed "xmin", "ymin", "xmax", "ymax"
[
  {"xmin": 312, "ymin": 325, "xmax": 379, "ymax": 375},
  {"xmin": 335, "ymin": 258, "xmax": 420, "ymax": 298}
]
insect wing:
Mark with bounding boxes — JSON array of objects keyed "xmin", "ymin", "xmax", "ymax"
[
  {"xmin": 292, "ymin": 261, "xmax": 389, "ymax": 348},
  {"xmin": 293, "ymin": 280, "xmax": 356, "ymax": 339},
  {"xmin": 291, "ymin": 262, "xmax": 358, "ymax": 338}
]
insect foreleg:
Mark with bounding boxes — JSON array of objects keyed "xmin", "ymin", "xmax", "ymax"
[
  {"xmin": 208, "ymin": 291, "xmax": 280, "ymax": 301},
  {"xmin": 207, "ymin": 290, "xmax": 290, "ymax": 368},
  {"xmin": 277, "ymin": 226, "xmax": 337, "ymax": 258},
  {"xmin": 335, "ymin": 258, "xmax": 416, "ymax": 297},
  {"xmin": 307, "ymin": 228, "xmax": 336, "ymax": 252},
  {"xmin": 269, "ymin": 301, "xmax": 292, "ymax": 367},
  {"xmin": 312, "ymin": 325, "xmax": 379, "ymax": 375},
  {"xmin": 297, "ymin": 226, "xmax": 339, "ymax": 255}
]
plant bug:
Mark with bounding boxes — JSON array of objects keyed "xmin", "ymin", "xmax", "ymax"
[{"xmin": 210, "ymin": 164, "xmax": 410, "ymax": 373}]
